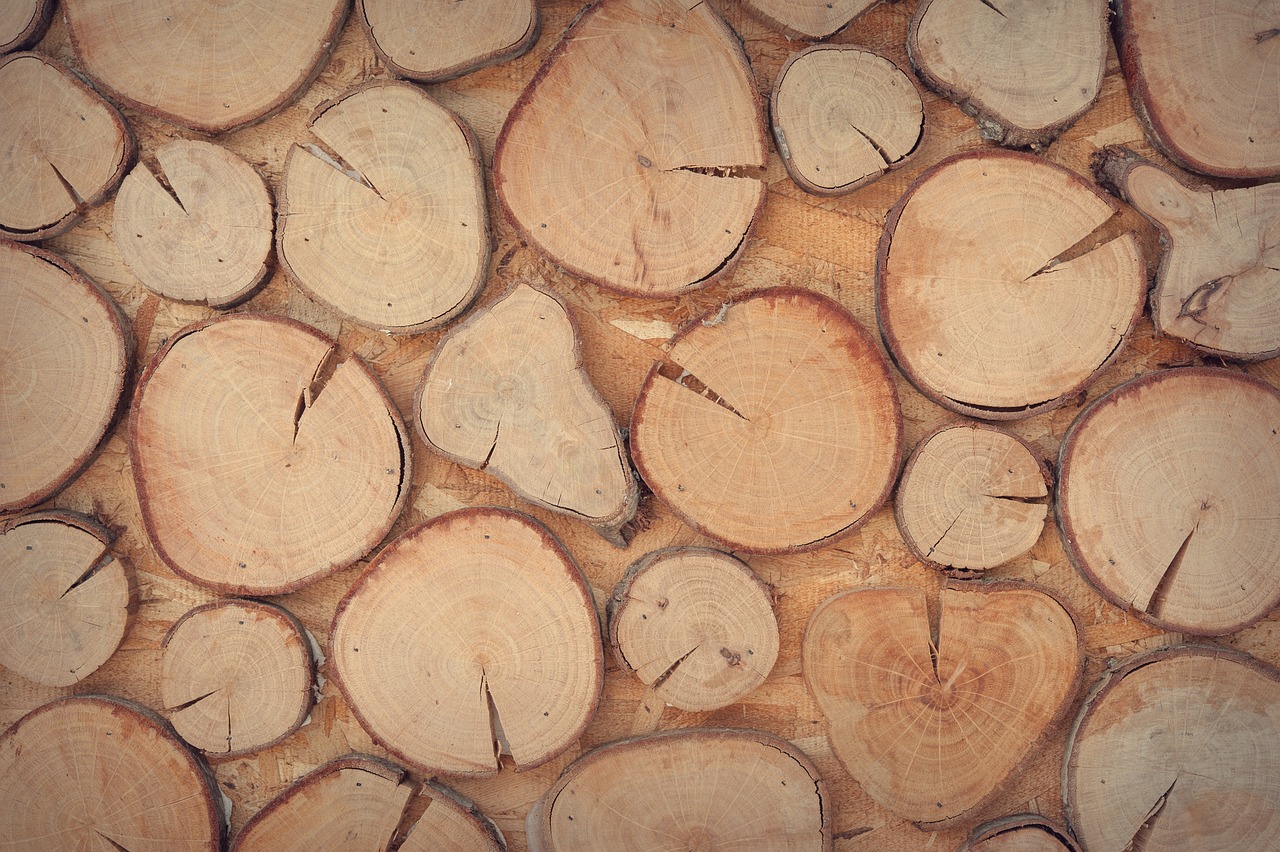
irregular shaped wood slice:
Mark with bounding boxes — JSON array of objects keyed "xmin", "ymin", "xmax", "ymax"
[
  {"xmin": 630, "ymin": 288, "xmax": 902, "ymax": 553},
  {"xmin": 417, "ymin": 283, "xmax": 637, "ymax": 545},
  {"xmin": 130, "ymin": 314, "xmax": 410, "ymax": 595},
  {"xmin": 358, "ymin": 0, "xmax": 538, "ymax": 82},
  {"xmin": 399, "ymin": 782, "xmax": 507, "ymax": 852},
  {"xmin": 494, "ymin": 0, "xmax": 766, "ymax": 298},
  {"xmin": 114, "ymin": 140, "xmax": 273, "ymax": 309},
  {"xmin": 877, "ymin": 151, "xmax": 1144, "ymax": 419},
  {"xmin": 958, "ymin": 814, "xmax": 1080, "ymax": 852},
  {"xmin": 0, "ymin": 0, "xmax": 53, "ymax": 54},
  {"xmin": 1057, "ymin": 367, "xmax": 1280, "ymax": 635},
  {"xmin": 740, "ymin": 0, "xmax": 880, "ymax": 40},
  {"xmin": 330, "ymin": 508, "xmax": 602, "ymax": 776},
  {"xmin": 771, "ymin": 46, "xmax": 924, "ymax": 195},
  {"xmin": 279, "ymin": 81, "xmax": 487, "ymax": 333},
  {"xmin": 803, "ymin": 582, "xmax": 1082, "ymax": 827},
  {"xmin": 1065, "ymin": 646, "xmax": 1280, "ymax": 852}
]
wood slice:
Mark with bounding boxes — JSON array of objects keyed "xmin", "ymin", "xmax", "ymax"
[
  {"xmin": 606, "ymin": 547, "xmax": 779, "ymax": 712},
  {"xmin": 630, "ymin": 288, "xmax": 902, "ymax": 553},
  {"xmin": 740, "ymin": 0, "xmax": 879, "ymax": 40},
  {"xmin": 114, "ymin": 140, "xmax": 273, "ymax": 309},
  {"xmin": 876, "ymin": 151, "xmax": 1145, "ymax": 419},
  {"xmin": 399, "ymin": 781, "xmax": 507, "ymax": 852},
  {"xmin": 0, "ymin": 240, "xmax": 130, "ymax": 514},
  {"xmin": 129, "ymin": 314, "xmax": 410, "ymax": 595},
  {"xmin": 1056, "ymin": 366, "xmax": 1280, "ymax": 636},
  {"xmin": 958, "ymin": 814, "xmax": 1080, "ymax": 852},
  {"xmin": 279, "ymin": 80, "xmax": 487, "ymax": 333},
  {"xmin": 493, "ymin": 0, "xmax": 766, "ymax": 298},
  {"xmin": 357, "ymin": 0, "xmax": 538, "ymax": 83},
  {"xmin": 0, "ymin": 52, "xmax": 133, "ymax": 241},
  {"xmin": 416, "ymin": 283, "xmax": 637, "ymax": 545},
  {"xmin": 330, "ymin": 507, "xmax": 602, "ymax": 776},
  {"xmin": 803, "ymin": 582, "xmax": 1083, "ymax": 828},
  {"xmin": 0, "ymin": 695, "xmax": 224, "ymax": 850},
  {"xmin": 0, "ymin": 510, "xmax": 129, "ymax": 688},
  {"xmin": 0, "ymin": 0, "xmax": 53, "ymax": 54},
  {"xmin": 1065, "ymin": 646, "xmax": 1280, "ymax": 852},
  {"xmin": 770, "ymin": 46, "xmax": 925, "ymax": 196}
]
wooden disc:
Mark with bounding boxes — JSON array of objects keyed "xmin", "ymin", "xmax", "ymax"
[
  {"xmin": 607, "ymin": 547, "xmax": 779, "ymax": 712},
  {"xmin": 129, "ymin": 314, "xmax": 410, "ymax": 595},
  {"xmin": 0, "ymin": 695, "xmax": 224, "ymax": 849},
  {"xmin": 1065, "ymin": 646, "xmax": 1280, "ymax": 852},
  {"xmin": 0, "ymin": 0, "xmax": 53, "ymax": 54},
  {"xmin": 357, "ymin": 0, "xmax": 538, "ymax": 82},
  {"xmin": 0, "ymin": 510, "xmax": 129, "ymax": 687},
  {"xmin": 1057, "ymin": 367, "xmax": 1280, "ymax": 635},
  {"xmin": 114, "ymin": 140, "xmax": 273, "ymax": 309},
  {"xmin": 279, "ymin": 80, "xmax": 487, "ymax": 333},
  {"xmin": 771, "ymin": 46, "xmax": 924, "ymax": 196},
  {"xmin": 959, "ymin": 814, "xmax": 1080, "ymax": 852},
  {"xmin": 399, "ymin": 782, "xmax": 507, "ymax": 852},
  {"xmin": 877, "ymin": 151, "xmax": 1145, "ymax": 419},
  {"xmin": 330, "ymin": 508, "xmax": 602, "ymax": 776},
  {"xmin": 494, "ymin": 0, "xmax": 766, "ymax": 298},
  {"xmin": 0, "ymin": 240, "xmax": 130, "ymax": 514},
  {"xmin": 740, "ymin": 0, "xmax": 879, "ymax": 40},
  {"xmin": 630, "ymin": 288, "xmax": 902, "ymax": 554}
]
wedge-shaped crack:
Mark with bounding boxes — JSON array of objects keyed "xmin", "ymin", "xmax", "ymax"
[
  {"xmin": 293, "ymin": 346, "xmax": 344, "ymax": 443},
  {"xmin": 1025, "ymin": 214, "xmax": 1127, "ymax": 279}
]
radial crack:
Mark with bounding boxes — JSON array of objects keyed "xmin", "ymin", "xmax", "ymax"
[
  {"xmin": 60, "ymin": 547, "xmax": 114, "ymax": 599},
  {"xmin": 667, "ymin": 164, "xmax": 761, "ymax": 179},
  {"xmin": 302, "ymin": 141, "xmax": 380, "ymax": 197},
  {"xmin": 1256, "ymin": 28, "xmax": 1279, "ymax": 44},
  {"xmin": 926, "ymin": 507, "xmax": 967, "ymax": 557},
  {"xmin": 145, "ymin": 158, "xmax": 187, "ymax": 215},
  {"xmin": 658, "ymin": 360, "xmax": 747, "ymax": 420},
  {"xmin": 1026, "ymin": 213, "xmax": 1127, "ymax": 279},
  {"xmin": 652, "ymin": 645, "xmax": 700, "ymax": 690},
  {"xmin": 94, "ymin": 831, "xmax": 132, "ymax": 852},
  {"xmin": 166, "ymin": 689, "xmax": 219, "ymax": 714},
  {"xmin": 481, "ymin": 672, "xmax": 511, "ymax": 764},
  {"xmin": 293, "ymin": 346, "xmax": 343, "ymax": 442},
  {"xmin": 1146, "ymin": 524, "xmax": 1197, "ymax": 617},
  {"xmin": 975, "ymin": 0, "xmax": 1007, "ymax": 18},
  {"xmin": 1127, "ymin": 777, "xmax": 1179, "ymax": 851},
  {"xmin": 47, "ymin": 160, "xmax": 85, "ymax": 206}
]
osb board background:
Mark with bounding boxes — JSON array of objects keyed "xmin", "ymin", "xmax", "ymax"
[{"xmin": 6, "ymin": 1, "xmax": 1280, "ymax": 849}]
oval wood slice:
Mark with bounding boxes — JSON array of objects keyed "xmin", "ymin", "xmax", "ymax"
[
  {"xmin": 493, "ymin": 0, "xmax": 766, "ymax": 298},
  {"xmin": 1065, "ymin": 646, "xmax": 1280, "ymax": 852},
  {"xmin": 0, "ymin": 0, "xmax": 53, "ymax": 54},
  {"xmin": 1057, "ymin": 367, "xmax": 1280, "ymax": 635},
  {"xmin": 0, "ymin": 511, "xmax": 128, "ymax": 687},
  {"xmin": 399, "ymin": 781, "xmax": 507, "ymax": 852},
  {"xmin": 0, "ymin": 695, "xmax": 224, "ymax": 850},
  {"xmin": 357, "ymin": 0, "xmax": 538, "ymax": 82},
  {"xmin": 279, "ymin": 80, "xmax": 487, "ymax": 333},
  {"xmin": 803, "ymin": 582, "xmax": 1083, "ymax": 828},
  {"xmin": 877, "ymin": 151, "xmax": 1145, "ymax": 419},
  {"xmin": 114, "ymin": 140, "xmax": 273, "ymax": 309},
  {"xmin": 630, "ymin": 288, "xmax": 902, "ymax": 553},
  {"xmin": 771, "ymin": 46, "xmax": 924, "ymax": 196},
  {"xmin": 958, "ymin": 814, "xmax": 1080, "ymax": 852},
  {"xmin": 0, "ymin": 240, "xmax": 130, "ymax": 513},
  {"xmin": 130, "ymin": 314, "xmax": 410, "ymax": 595},
  {"xmin": 607, "ymin": 547, "xmax": 779, "ymax": 711},
  {"xmin": 330, "ymin": 507, "xmax": 602, "ymax": 776},
  {"xmin": 740, "ymin": 0, "xmax": 879, "ymax": 40}
]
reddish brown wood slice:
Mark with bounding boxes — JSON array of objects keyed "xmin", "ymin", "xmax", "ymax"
[
  {"xmin": 358, "ymin": 0, "xmax": 538, "ymax": 82},
  {"xmin": 958, "ymin": 814, "xmax": 1080, "ymax": 851},
  {"xmin": 0, "ymin": 0, "xmax": 53, "ymax": 54},
  {"xmin": 740, "ymin": 0, "xmax": 880, "ymax": 40}
]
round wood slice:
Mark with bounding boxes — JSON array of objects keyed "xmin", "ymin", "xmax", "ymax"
[
  {"xmin": 399, "ymin": 781, "xmax": 507, "ymax": 852},
  {"xmin": 0, "ymin": 0, "xmax": 53, "ymax": 54},
  {"xmin": 493, "ymin": 0, "xmax": 766, "ymax": 298},
  {"xmin": 771, "ymin": 46, "xmax": 924, "ymax": 196},
  {"xmin": 740, "ymin": 0, "xmax": 880, "ymax": 40},
  {"xmin": 1065, "ymin": 646, "xmax": 1280, "ymax": 852},
  {"xmin": 62, "ymin": 0, "xmax": 348, "ymax": 134},
  {"xmin": 0, "ymin": 510, "xmax": 129, "ymax": 687},
  {"xmin": 0, "ymin": 695, "xmax": 224, "ymax": 850},
  {"xmin": 607, "ymin": 547, "xmax": 779, "ymax": 712},
  {"xmin": 114, "ymin": 140, "xmax": 273, "ymax": 309},
  {"xmin": 0, "ymin": 52, "xmax": 133, "ymax": 241},
  {"xmin": 129, "ymin": 314, "xmax": 410, "ymax": 595},
  {"xmin": 876, "ymin": 151, "xmax": 1145, "ymax": 419},
  {"xmin": 630, "ymin": 288, "xmax": 902, "ymax": 553},
  {"xmin": 279, "ymin": 80, "xmax": 487, "ymax": 333},
  {"xmin": 803, "ymin": 582, "xmax": 1083, "ymax": 828},
  {"xmin": 0, "ymin": 240, "xmax": 130, "ymax": 514},
  {"xmin": 357, "ymin": 0, "xmax": 538, "ymax": 83},
  {"xmin": 330, "ymin": 507, "xmax": 602, "ymax": 776},
  {"xmin": 1057, "ymin": 366, "xmax": 1280, "ymax": 636},
  {"xmin": 958, "ymin": 814, "xmax": 1080, "ymax": 852}
]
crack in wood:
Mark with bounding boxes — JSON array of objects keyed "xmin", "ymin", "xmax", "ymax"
[
  {"xmin": 1146, "ymin": 523, "xmax": 1198, "ymax": 617},
  {"xmin": 975, "ymin": 0, "xmax": 1007, "ymax": 18},
  {"xmin": 1255, "ymin": 28, "xmax": 1279, "ymax": 44},
  {"xmin": 142, "ymin": 156, "xmax": 187, "ymax": 215},
  {"xmin": 165, "ymin": 689, "xmax": 219, "ymax": 714},
  {"xmin": 1025, "ymin": 214, "xmax": 1125, "ymax": 279},
  {"xmin": 60, "ymin": 546, "xmax": 114, "ymax": 599},
  {"xmin": 1127, "ymin": 776, "xmax": 1179, "ymax": 851},
  {"xmin": 652, "ymin": 644, "xmax": 700, "ymax": 690},
  {"xmin": 293, "ymin": 346, "xmax": 343, "ymax": 443},
  {"xmin": 481, "ymin": 672, "xmax": 511, "ymax": 765},
  {"xmin": 658, "ymin": 360, "xmax": 747, "ymax": 420},
  {"xmin": 94, "ymin": 830, "xmax": 131, "ymax": 852}
]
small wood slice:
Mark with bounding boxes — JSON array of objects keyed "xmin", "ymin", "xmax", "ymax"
[
  {"xmin": 0, "ymin": 0, "xmax": 53, "ymax": 54},
  {"xmin": 771, "ymin": 46, "xmax": 924, "ymax": 196},
  {"xmin": 877, "ymin": 151, "xmax": 1145, "ymax": 419},
  {"xmin": 494, "ymin": 0, "xmax": 766, "ymax": 298},
  {"xmin": 0, "ymin": 695, "xmax": 224, "ymax": 850},
  {"xmin": 0, "ymin": 510, "xmax": 129, "ymax": 687},
  {"xmin": 399, "ymin": 782, "xmax": 507, "ymax": 852},
  {"xmin": 607, "ymin": 547, "xmax": 779, "ymax": 712},
  {"xmin": 114, "ymin": 140, "xmax": 273, "ymax": 309},
  {"xmin": 279, "ymin": 80, "xmax": 487, "ymax": 333},
  {"xmin": 129, "ymin": 314, "xmax": 410, "ymax": 595},
  {"xmin": 357, "ymin": 0, "xmax": 538, "ymax": 83},
  {"xmin": 330, "ymin": 508, "xmax": 602, "ymax": 777},
  {"xmin": 1057, "ymin": 367, "xmax": 1280, "ymax": 636},
  {"xmin": 630, "ymin": 288, "xmax": 902, "ymax": 554},
  {"xmin": 0, "ymin": 240, "xmax": 130, "ymax": 514},
  {"xmin": 740, "ymin": 0, "xmax": 880, "ymax": 40},
  {"xmin": 958, "ymin": 814, "xmax": 1080, "ymax": 852},
  {"xmin": 803, "ymin": 582, "xmax": 1082, "ymax": 828},
  {"xmin": 1065, "ymin": 646, "xmax": 1280, "ymax": 852}
]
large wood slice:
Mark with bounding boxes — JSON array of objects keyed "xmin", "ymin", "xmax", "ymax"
[
  {"xmin": 740, "ymin": 0, "xmax": 879, "ymax": 40},
  {"xmin": 357, "ymin": 0, "xmax": 538, "ymax": 82},
  {"xmin": 129, "ymin": 314, "xmax": 410, "ymax": 595},
  {"xmin": 1065, "ymin": 646, "xmax": 1280, "ymax": 852},
  {"xmin": 279, "ymin": 80, "xmax": 487, "ymax": 333},
  {"xmin": 803, "ymin": 582, "xmax": 1083, "ymax": 828},
  {"xmin": 330, "ymin": 508, "xmax": 602, "ymax": 776},
  {"xmin": 958, "ymin": 814, "xmax": 1080, "ymax": 852},
  {"xmin": 0, "ymin": 0, "xmax": 52, "ymax": 54},
  {"xmin": 630, "ymin": 288, "xmax": 902, "ymax": 553},
  {"xmin": 877, "ymin": 151, "xmax": 1145, "ymax": 419},
  {"xmin": 493, "ymin": 0, "xmax": 766, "ymax": 298},
  {"xmin": 1057, "ymin": 367, "xmax": 1280, "ymax": 636},
  {"xmin": 399, "ymin": 781, "xmax": 507, "ymax": 852}
]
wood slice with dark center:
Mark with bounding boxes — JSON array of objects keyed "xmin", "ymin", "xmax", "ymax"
[
  {"xmin": 958, "ymin": 814, "xmax": 1081, "ymax": 852},
  {"xmin": 357, "ymin": 0, "xmax": 538, "ymax": 82},
  {"xmin": 740, "ymin": 0, "xmax": 880, "ymax": 40},
  {"xmin": 0, "ymin": 0, "xmax": 52, "ymax": 54},
  {"xmin": 399, "ymin": 782, "xmax": 507, "ymax": 852}
]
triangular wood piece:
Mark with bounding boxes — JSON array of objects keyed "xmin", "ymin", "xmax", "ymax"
[
  {"xmin": 399, "ymin": 782, "xmax": 507, "ymax": 852},
  {"xmin": 0, "ymin": 0, "xmax": 53, "ymax": 54},
  {"xmin": 358, "ymin": 0, "xmax": 538, "ymax": 82},
  {"xmin": 740, "ymin": 0, "xmax": 879, "ymax": 40},
  {"xmin": 958, "ymin": 815, "xmax": 1080, "ymax": 852}
]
